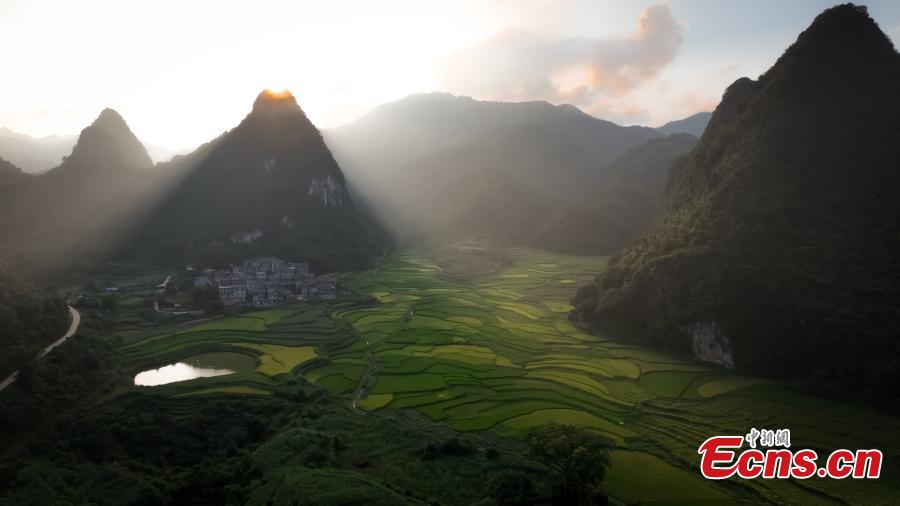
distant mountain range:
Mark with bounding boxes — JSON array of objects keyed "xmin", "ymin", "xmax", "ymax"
[
  {"xmin": 0, "ymin": 126, "xmax": 186, "ymax": 173},
  {"xmin": 329, "ymin": 93, "xmax": 661, "ymax": 197},
  {"xmin": 0, "ymin": 128, "xmax": 75, "ymax": 174},
  {"xmin": 0, "ymin": 85, "xmax": 710, "ymax": 277},
  {"xmin": 655, "ymin": 112, "xmax": 712, "ymax": 137},
  {"xmin": 572, "ymin": 4, "xmax": 900, "ymax": 405},
  {"xmin": 328, "ymin": 93, "xmax": 703, "ymax": 253},
  {"xmin": 1, "ymin": 107, "xmax": 707, "ymax": 176},
  {"xmin": 532, "ymin": 133, "xmax": 698, "ymax": 254},
  {"xmin": 0, "ymin": 92, "xmax": 386, "ymax": 275}
]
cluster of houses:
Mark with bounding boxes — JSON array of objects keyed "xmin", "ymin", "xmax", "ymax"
[{"xmin": 194, "ymin": 257, "xmax": 338, "ymax": 307}]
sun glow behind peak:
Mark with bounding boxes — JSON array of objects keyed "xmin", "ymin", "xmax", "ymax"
[{"xmin": 263, "ymin": 88, "xmax": 292, "ymax": 99}]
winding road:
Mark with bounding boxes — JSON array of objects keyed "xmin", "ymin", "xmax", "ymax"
[{"xmin": 0, "ymin": 305, "xmax": 81, "ymax": 393}]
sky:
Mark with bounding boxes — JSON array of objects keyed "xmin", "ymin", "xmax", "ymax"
[{"xmin": 2, "ymin": 0, "xmax": 900, "ymax": 149}]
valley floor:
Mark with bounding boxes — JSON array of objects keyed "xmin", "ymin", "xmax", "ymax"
[{"xmin": 108, "ymin": 247, "xmax": 900, "ymax": 504}]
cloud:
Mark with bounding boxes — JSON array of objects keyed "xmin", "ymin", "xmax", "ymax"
[{"xmin": 438, "ymin": 4, "xmax": 683, "ymax": 108}]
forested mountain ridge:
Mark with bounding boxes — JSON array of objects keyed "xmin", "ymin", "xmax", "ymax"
[
  {"xmin": 0, "ymin": 109, "xmax": 164, "ymax": 276},
  {"xmin": 125, "ymin": 90, "xmax": 386, "ymax": 272},
  {"xmin": 532, "ymin": 133, "xmax": 697, "ymax": 254},
  {"xmin": 572, "ymin": 3, "xmax": 900, "ymax": 404},
  {"xmin": 655, "ymin": 112, "xmax": 711, "ymax": 137},
  {"xmin": 330, "ymin": 92, "xmax": 661, "ymax": 199},
  {"xmin": 0, "ymin": 157, "xmax": 31, "ymax": 188},
  {"xmin": 328, "ymin": 93, "xmax": 667, "ymax": 249}
]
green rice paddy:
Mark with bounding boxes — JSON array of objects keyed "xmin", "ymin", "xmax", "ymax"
[
  {"xmin": 120, "ymin": 303, "xmax": 356, "ymax": 395},
  {"xmin": 231, "ymin": 343, "xmax": 317, "ymax": 376},
  {"xmin": 321, "ymin": 249, "xmax": 900, "ymax": 504},
  {"xmin": 119, "ymin": 249, "xmax": 900, "ymax": 504}
]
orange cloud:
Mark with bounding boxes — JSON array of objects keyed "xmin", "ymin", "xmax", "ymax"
[{"xmin": 438, "ymin": 4, "xmax": 683, "ymax": 108}]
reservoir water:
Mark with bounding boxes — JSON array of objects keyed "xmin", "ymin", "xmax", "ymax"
[{"xmin": 133, "ymin": 351, "xmax": 256, "ymax": 386}]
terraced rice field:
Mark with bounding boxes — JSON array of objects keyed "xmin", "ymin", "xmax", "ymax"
[
  {"xmin": 119, "ymin": 250, "xmax": 900, "ymax": 504},
  {"xmin": 120, "ymin": 304, "xmax": 358, "ymax": 395},
  {"xmin": 314, "ymin": 249, "xmax": 900, "ymax": 505}
]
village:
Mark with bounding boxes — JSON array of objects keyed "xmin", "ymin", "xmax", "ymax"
[
  {"xmin": 94, "ymin": 257, "xmax": 341, "ymax": 317},
  {"xmin": 200, "ymin": 256, "xmax": 339, "ymax": 307},
  {"xmin": 153, "ymin": 256, "xmax": 341, "ymax": 311}
]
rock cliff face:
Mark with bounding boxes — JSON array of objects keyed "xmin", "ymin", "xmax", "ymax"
[
  {"xmin": 572, "ymin": 4, "xmax": 900, "ymax": 403},
  {"xmin": 683, "ymin": 321, "xmax": 733, "ymax": 368},
  {"xmin": 308, "ymin": 175, "xmax": 345, "ymax": 207}
]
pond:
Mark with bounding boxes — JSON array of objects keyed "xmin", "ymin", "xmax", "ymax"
[{"xmin": 134, "ymin": 351, "xmax": 258, "ymax": 386}]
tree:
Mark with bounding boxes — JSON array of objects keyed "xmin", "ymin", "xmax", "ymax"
[
  {"xmin": 206, "ymin": 300, "xmax": 225, "ymax": 316},
  {"xmin": 101, "ymin": 293, "xmax": 120, "ymax": 311},
  {"xmin": 528, "ymin": 423, "xmax": 613, "ymax": 505},
  {"xmin": 178, "ymin": 278, "xmax": 194, "ymax": 292},
  {"xmin": 487, "ymin": 471, "xmax": 537, "ymax": 506}
]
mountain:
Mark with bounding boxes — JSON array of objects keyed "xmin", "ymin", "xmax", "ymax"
[
  {"xmin": 572, "ymin": 4, "xmax": 900, "ymax": 404},
  {"xmin": 0, "ymin": 127, "xmax": 186, "ymax": 173},
  {"xmin": 143, "ymin": 143, "xmax": 191, "ymax": 164},
  {"xmin": 0, "ymin": 157, "xmax": 32, "ymax": 188},
  {"xmin": 655, "ymin": 112, "xmax": 712, "ymax": 137},
  {"xmin": 55, "ymin": 108, "xmax": 153, "ymax": 175},
  {"xmin": 375, "ymin": 151, "xmax": 556, "ymax": 245},
  {"xmin": 0, "ymin": 109, "xmax": 162, "ymax": 276},
  {"xmin": 127, "ymin": 90, "xmax": 385, "ymax": 272},
  {"xmin": 330, "ymin": 93, "xmax": 660, "ymax": 198},
  {"xmin": 327, "ymin": 93, "xmax": 661, "ymax": 245},
  {"xmin": 0, "ymin": 128, "xmax": 76, "ymax": 173},
  {"xmin": 532, "ymin": 134, "xmax": 697, "ymax": 254}
]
